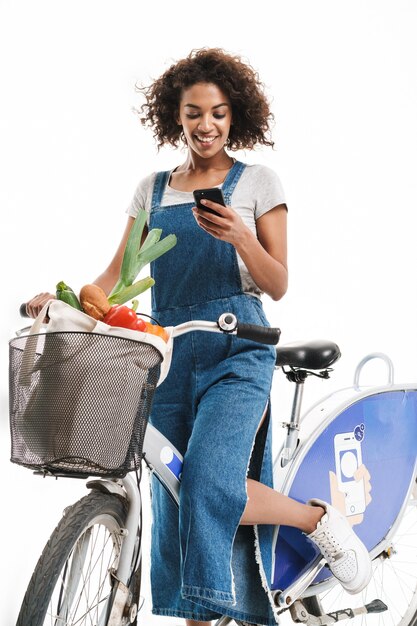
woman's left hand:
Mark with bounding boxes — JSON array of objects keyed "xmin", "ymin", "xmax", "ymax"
[{"xmin": 192, "ymin": 199, "xmax": 247, "ymax": 246}]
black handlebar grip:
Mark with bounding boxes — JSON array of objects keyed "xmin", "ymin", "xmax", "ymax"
[
  {"xmin": 236, "ymin": 323, "xmax": 281, "ymax": 345},
  {"xmin": 20, "ymin": 303, "xmax": 29, "ymax": 318}
]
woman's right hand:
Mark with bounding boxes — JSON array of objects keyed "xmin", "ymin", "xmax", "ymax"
[{"xmin": 25, "ymin": 292, "xmax": 56, "ymax": 318}]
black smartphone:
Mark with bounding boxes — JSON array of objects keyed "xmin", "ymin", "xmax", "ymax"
[{"xmin": 193, "ymin": 187, "xmax": 226, "ymax": 215}]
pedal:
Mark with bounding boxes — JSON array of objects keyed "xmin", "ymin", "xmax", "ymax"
[
  {"xmin": 363, "ymin": 599, "xmax": 388, "ymax": 614},
  {"xmin": 290, "ymin": 599, "xmax": 387, "ymax": 625}
]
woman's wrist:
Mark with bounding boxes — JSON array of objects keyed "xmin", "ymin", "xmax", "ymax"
[
  {"xmin": 234, "ymin": 224, "xmax": 257, "ymax": 256},
  {"xmin": 234, "ymin": 225, "xmax": 288, "ymax": 301}
]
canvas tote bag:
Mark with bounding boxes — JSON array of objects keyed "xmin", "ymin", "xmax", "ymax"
[{"xmin": 13, "ymin": 300, "xmax": 173, "ymax": 473}]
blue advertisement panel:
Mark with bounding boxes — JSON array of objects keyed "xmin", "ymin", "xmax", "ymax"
[{"xmin": 271, "ymin": 389, "xmax": 417, "ymax": 590}]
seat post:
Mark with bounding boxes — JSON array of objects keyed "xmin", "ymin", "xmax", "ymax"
[{"xmin": 280, "ymin": 370, "xmax": 308, "ymax": 467}]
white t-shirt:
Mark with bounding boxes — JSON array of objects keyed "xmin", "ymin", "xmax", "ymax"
[{"xmin": 126, "ymin": 163, "xmax": 286, "ymax": 298}]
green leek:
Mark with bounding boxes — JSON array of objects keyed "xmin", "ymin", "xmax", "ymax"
[
  {"xmin": 108, "ymin": 277, "xmax": 155, "ymax": 305},
  {"xmin": 108, "ymin": 208, "xmax": 176, "ymax": 305}
]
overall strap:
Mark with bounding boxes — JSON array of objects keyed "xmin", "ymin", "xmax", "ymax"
[
  {"xmin": 149, "ymin": 161, "xmax": 246, "ymax": 312},
  {"xmin": 151, "ymin": 170, "xmax": 171, "ymax": 212},
  {"xmin": 150, "ymin": 162, "xmax": 246, "ymax": 211},
  {"xmin": 222, "ymin": 161, "xmax": 246, "ymax": 204}
]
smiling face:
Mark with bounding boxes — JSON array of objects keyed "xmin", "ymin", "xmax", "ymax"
[{"xmin": 177, "ymin": 82, "xmax": 232, "ymax": 159}]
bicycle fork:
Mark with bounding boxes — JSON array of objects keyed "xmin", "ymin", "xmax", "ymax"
[{"xmin": 88, "ymin": 474, "xmax": 142, "ymax": 625}]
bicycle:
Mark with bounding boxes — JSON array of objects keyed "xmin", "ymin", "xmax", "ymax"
[{"xmin": 8, "ymin": 307, "xmax": 417, "ymax": 626}]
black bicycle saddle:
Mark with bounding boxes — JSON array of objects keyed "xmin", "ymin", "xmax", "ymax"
[{"xmin": 275, "ymin": 340, "xmax": 341, "ymax": 370}]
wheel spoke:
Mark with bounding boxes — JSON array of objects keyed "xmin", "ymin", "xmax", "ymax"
[
  {"xmin": 58, "ymin": 528, "xmax": 93, "ymax": 623},
  {"xmin": 63, "ymin": 525, "xmax": 119, "ymax": 624},
  {"xmin": 46, "ymin": 513, "xmax": 123, "ymax": 624},
  {"xmin": 74, "ymin": 528, "xmax": 115, "ymax": 621}
]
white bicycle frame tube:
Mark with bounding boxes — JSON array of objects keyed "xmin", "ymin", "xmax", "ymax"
[
  {"xmin": 111, "ymin": 427, "xmax": 183, "ymax": 586},
  {"xmin": 142, "ymin": 423, "xmax": 182, "ymax": 504}
]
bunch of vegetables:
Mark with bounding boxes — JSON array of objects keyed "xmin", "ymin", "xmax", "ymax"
[{"xmin": 56, "ymin": 209, "xmax": 176, "ymax": 342}]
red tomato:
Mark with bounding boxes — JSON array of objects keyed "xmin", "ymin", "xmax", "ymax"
[{"xmin": 103, "ymin": 305, "xmax": 146, "ymax": 332}]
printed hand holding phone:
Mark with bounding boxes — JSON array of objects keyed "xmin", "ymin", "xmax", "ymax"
[{"xmin": 329, "ymin": 428, "xmax": 372, "ymax": 526}]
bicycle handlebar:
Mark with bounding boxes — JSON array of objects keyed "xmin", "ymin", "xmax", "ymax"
[
  {"xmin": 218, "ymin": 312, "xmax": 280, "ymax": 345},
  {"xmin": 172, "ymin": 313, "xmax": 280, "ymax": 345},
  {"xmin": 236, "ymin": 322, "xmax": 280, "ymax": 345},
  {"xmin": 19, "ymin": 305, "xmax": 281, "ymax": 346}
]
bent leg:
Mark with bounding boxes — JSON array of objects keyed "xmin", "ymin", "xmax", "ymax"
[
  {"xmin": 241, "ymin": 478, "xmax": 324, "ymax": 533},
  {"xmin": 243, "ymin": 479, "xmax": 372, "ymax": 595},
  {"xmin": 179, "ymin": 380, "xmax": 274, "ymax": 605}
]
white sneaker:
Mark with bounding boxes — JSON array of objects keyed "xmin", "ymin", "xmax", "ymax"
[{"xmin": 306, "ymin": 498, "xmax": 372, "ymax": 594}]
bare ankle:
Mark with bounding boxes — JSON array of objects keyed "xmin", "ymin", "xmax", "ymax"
[{"xmin": 304, "ymin": 504, "xmax": 325, "ymax": 534}]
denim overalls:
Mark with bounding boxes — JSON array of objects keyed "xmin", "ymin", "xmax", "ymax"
[{"xmin": 148, "ymin": 161, "xmax": 279, "ymax": 625}]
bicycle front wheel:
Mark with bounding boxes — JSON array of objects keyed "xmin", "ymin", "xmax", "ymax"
[
  {"xmin": 305, "ymin": 479, "xmax": 417, "ymax": 626},
  {"xmin": 16, "ymin": 490, "xmax": 141, "ymax": 626}
]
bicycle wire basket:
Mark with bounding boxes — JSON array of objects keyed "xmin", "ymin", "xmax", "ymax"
[{"xmin": 9, "ymin": 331, "xmax": 163, "ymax": 478}]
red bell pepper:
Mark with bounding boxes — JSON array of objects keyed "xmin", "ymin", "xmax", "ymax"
[{"xmin": 103, "ymin": 301, "xmax": 146, "ymax": 332}]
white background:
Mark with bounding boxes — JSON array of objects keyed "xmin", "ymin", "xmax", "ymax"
[{"xmin": 1, "ymin": 1, "xmax": 416, "ymax": 624}]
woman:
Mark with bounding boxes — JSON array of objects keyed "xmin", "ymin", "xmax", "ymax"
[{"xmin": 27, "ymin": 48, "xmax": 371, "ymax": 626}]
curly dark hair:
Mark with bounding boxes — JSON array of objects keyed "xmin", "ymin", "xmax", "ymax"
[{"xmin": 137, "ymin": 48, "xmax": 275, "ymax": 151}]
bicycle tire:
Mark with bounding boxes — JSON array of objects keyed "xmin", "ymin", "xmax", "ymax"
[
  {"xmin": 16, "ymin": 490, "xmax": 142, "ymax": 626},
  {"xmin": 304, "ymin": 479, "xmax": 417, "ymax": 626}
]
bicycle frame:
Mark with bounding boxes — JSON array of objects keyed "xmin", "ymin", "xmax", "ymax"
[
  {"xmin": 13, "ymin": 313, "xmax": 417, "ymax": 626},
  {"xmin": 103, "ymin": 351, "xmax": 417, "ymax": 615}
]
